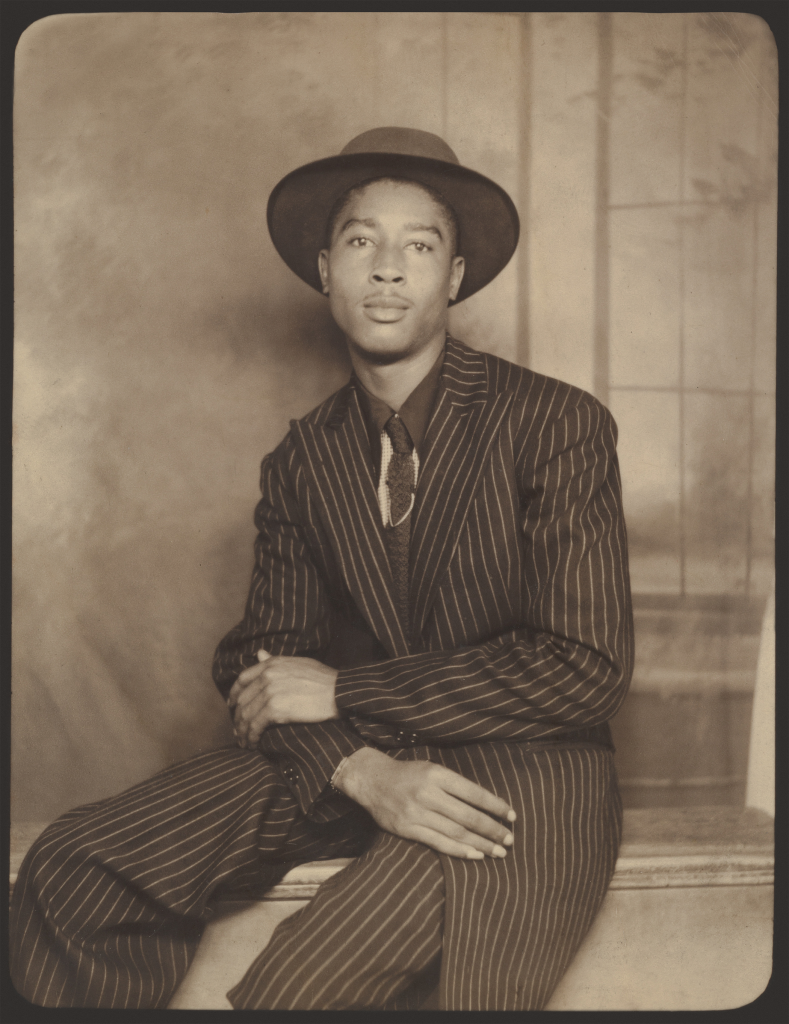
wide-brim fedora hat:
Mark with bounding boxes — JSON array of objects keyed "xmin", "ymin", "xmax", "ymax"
[{"xmin": 267, "ymin": 127, "xmax": 520, "ymax": 305}]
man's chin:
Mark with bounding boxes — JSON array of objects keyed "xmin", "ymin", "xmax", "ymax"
[
  {"xmin": 345, "ymin": 319, "xmax": 449, "ymax": 367},
  {"xmin": 345, "ymin": 331, "xmax": 415, "ymax": 367}
]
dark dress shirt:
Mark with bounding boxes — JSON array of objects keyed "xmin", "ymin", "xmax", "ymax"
[{"xmin": 354, "ymin": 345, "xmax": 445, "ymax": 478}]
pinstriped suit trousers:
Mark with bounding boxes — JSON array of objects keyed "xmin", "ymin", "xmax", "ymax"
[
  {"xmin": 229, "ymin": 743, "xmax": 622, "ymax": 1010},
  {"xmin": 9, "ymin": 748, "xmax": 374, "ymax": 1009},
  {"xmin": 10, "ymin": 743, "xmax": 621, "ymax": 1010}
]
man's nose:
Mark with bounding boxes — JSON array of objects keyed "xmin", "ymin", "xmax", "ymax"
[{"xmin": 370, "ymin": 246, "xmax": 405, "ymax": 285}]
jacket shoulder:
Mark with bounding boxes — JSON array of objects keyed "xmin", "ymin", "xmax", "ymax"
[
  {"xmin": 295, "ymin": 382, "xmax": 353, "ymax": 429},
  {"xmin": 264, "ymin": 383, "xmax": 351, "ymax": 464},
  {"xmin": 258, "ymin": 382, "xmax": 359, "ymax": 504},
  {"xmin": 475, "ymin": 344, "xmax": 613, "ymax": 424}
]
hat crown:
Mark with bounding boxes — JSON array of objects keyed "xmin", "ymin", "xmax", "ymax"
[{"xmin": 340, "ymin": 127, "xmax": 459, "ymax": 166}]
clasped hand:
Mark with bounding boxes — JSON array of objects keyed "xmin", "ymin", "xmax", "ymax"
[{"xmin": 228, "ymin": 650, "xmax": 339, "ymax": 748}]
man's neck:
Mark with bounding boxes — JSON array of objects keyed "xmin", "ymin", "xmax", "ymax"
[{"xmin": 349, "ymin": 333, "xmax": 446, "ymax": 412}]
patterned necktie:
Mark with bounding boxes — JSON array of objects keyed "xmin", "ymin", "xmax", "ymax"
[{"xmin": 384, "ymin": 414, "xmax": 415, "ymax": 641}]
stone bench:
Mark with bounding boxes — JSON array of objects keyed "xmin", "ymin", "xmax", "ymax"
[{"xmin": 10, "ymin": 806, "xmax": 773, "ymax": 1011}]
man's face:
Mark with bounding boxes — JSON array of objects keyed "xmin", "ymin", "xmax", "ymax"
[{"xmin": 318, "ymin": 180, "xmax": 465, "ymax": 365}]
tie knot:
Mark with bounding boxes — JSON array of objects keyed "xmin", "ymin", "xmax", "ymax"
[{"xmin": 385, "ymin": 414, "xmax": 413, "ymax": 456}]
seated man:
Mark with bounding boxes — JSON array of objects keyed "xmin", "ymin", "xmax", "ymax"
[{"xmin": 10, "ymin": 127, "xmax": 633, "ymax": 1011}]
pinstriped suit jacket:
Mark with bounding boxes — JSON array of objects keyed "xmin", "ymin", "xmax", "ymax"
[{"xmin": 213, "ymin": 336, "xmax": 634, "ymax": 819}]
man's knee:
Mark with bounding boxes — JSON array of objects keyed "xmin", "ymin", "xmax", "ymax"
[
  {"xmin": 229, "ymin": 834, "xmax": 445, "ymax": 1010},
  {"xmin": 342, "ymin": 830, "xmax": 444, "ymax": 901}
]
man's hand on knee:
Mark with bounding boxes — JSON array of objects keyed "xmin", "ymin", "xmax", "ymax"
[
  {"xmin": 334, "ymin": 747, "xmax": 516, "ymax": 861},
  {"xmin": 228, "ymin": 650, "xmax": 339, "ymax": 747}
]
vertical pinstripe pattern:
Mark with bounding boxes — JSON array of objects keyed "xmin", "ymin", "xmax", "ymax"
[
  {"xmin": 10, "ymin": 749, "xmax": 374, "ymax": 1008},
  {"xmin": 229, "ymin": 829, "xmax": 445, "ymax": 1010},
  {"xmin": 435, "ymin": 744, "xmax": 620, "ymax": 1009},
  {"xmin": 331, "ymin": 342, "xmax": 633, "ymax": 747},
  {"xmin": 227, "ymin": 743, "xmax": 620, "ymax": 1010},
  {"xmin": 11, "ymin": 338, "xmax": 633, "ymax": 1008}
]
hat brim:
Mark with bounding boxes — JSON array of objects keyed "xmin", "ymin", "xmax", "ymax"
[{"xmin": 267, "ymin": 151, "xmax": 520, "ymax": 304}]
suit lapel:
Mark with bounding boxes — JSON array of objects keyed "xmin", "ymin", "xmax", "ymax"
[
  {"xmin": 410, "ymin": 339, "xmax": 513, "ymax": 639},
  {"xmin": 290, "ymin": 386, "xmax": 410, "ymax": 659}
]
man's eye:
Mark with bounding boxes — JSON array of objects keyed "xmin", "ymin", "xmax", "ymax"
[
  {"xmin": 349, "ymin": 237, "xmax": 372, "ymax": 247},
  {"xmin": 409, "ymin": 241, "xmax": 432, "ymax": 252}
]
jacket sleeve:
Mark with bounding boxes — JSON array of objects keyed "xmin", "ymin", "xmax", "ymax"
[
  {"xmin": 334, "ymin": 397, "xmax": 634, "ymax": 746},
  {"xmin": 213, "ymin": 441, "xmax": 368, "ymax": 815}
]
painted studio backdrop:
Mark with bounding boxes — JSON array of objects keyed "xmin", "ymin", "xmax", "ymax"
[{"xmin": 13, "ymin": 12, "xmax": 776, "ymax": 824}]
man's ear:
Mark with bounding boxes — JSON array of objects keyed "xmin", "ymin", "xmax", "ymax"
[
  {"xmin": 448, "ymin": 255, "xmax": 465, "ymax": 303},
  {"xmin": 318, "ymin": 250, "xmax": 330, "ymax": 295}
]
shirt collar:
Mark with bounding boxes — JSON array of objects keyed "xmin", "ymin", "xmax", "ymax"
[{"xmin": 354, "ymin": 344, "xmax": 445, "ymax": 468}]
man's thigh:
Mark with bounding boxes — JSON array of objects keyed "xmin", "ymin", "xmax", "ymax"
[{"xmin": 433, "ymin": 742, "xmax": 622, "ymax": 1010}]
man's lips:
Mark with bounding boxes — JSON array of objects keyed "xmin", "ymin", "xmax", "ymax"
[{"xmin": 363, "ymin": 296, "xmax": 410, "ymax": 310}]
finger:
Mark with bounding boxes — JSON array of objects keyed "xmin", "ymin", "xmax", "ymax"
[
  {"xmin": 234, "ymin": 692, "xmax": 268, "ymax": 749},
  {"xmin": 228, "ymin": 678, "xmax": 247, "ymax": 708},
  {"xmin": 228, "ymin": 663, "xmax": 266, "ymax": 706},
  {"xmin": 245, "ymin": 707, "xmax": 271, "ymax": 747},
  {"xmin": 237, "ymin": 713, "xmax": 268, "ymax": 749},
  {"xmin": 420, "ymin": 809, "xmax": 509, "ymax": 859},
  {"xmin": 437, "ymin": 794, "xmax": 511, "ymax": 851},
  {"xmin": 235, "ymin": 678, "xmax": 268, "ymax": 712},
  {"xmin": 235, "ymin": 690, "xmax": 269, "ymax": 746},
  {"xmin": 427, "ymin": 792, "xmax": 514, "ymax": 847},
  {"xmin": 436, "ymin": 768, "xmax": 516, "ymax": 823},
  {"xmin": 238, "ymin": 662, "xmax": 267, "ymax": 685},
  {"xmin": 257, "ymin": 649, "xmax": 271, "ymax": 663},
  {"xmin": 233, "ymin": 708, "xmax": 250, "ymax": 748},
  {"xmin": 406, "ymin": 824, "xmax": 485, "ymax": 861},
  {"xmin": 228, "ymin": 687, "xmax": 245, "ymax": 710}
]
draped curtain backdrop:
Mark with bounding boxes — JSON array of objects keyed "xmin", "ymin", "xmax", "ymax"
[{"xmin": 13, "ymin": 12, "xmax": 776, "ymax": 822}]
